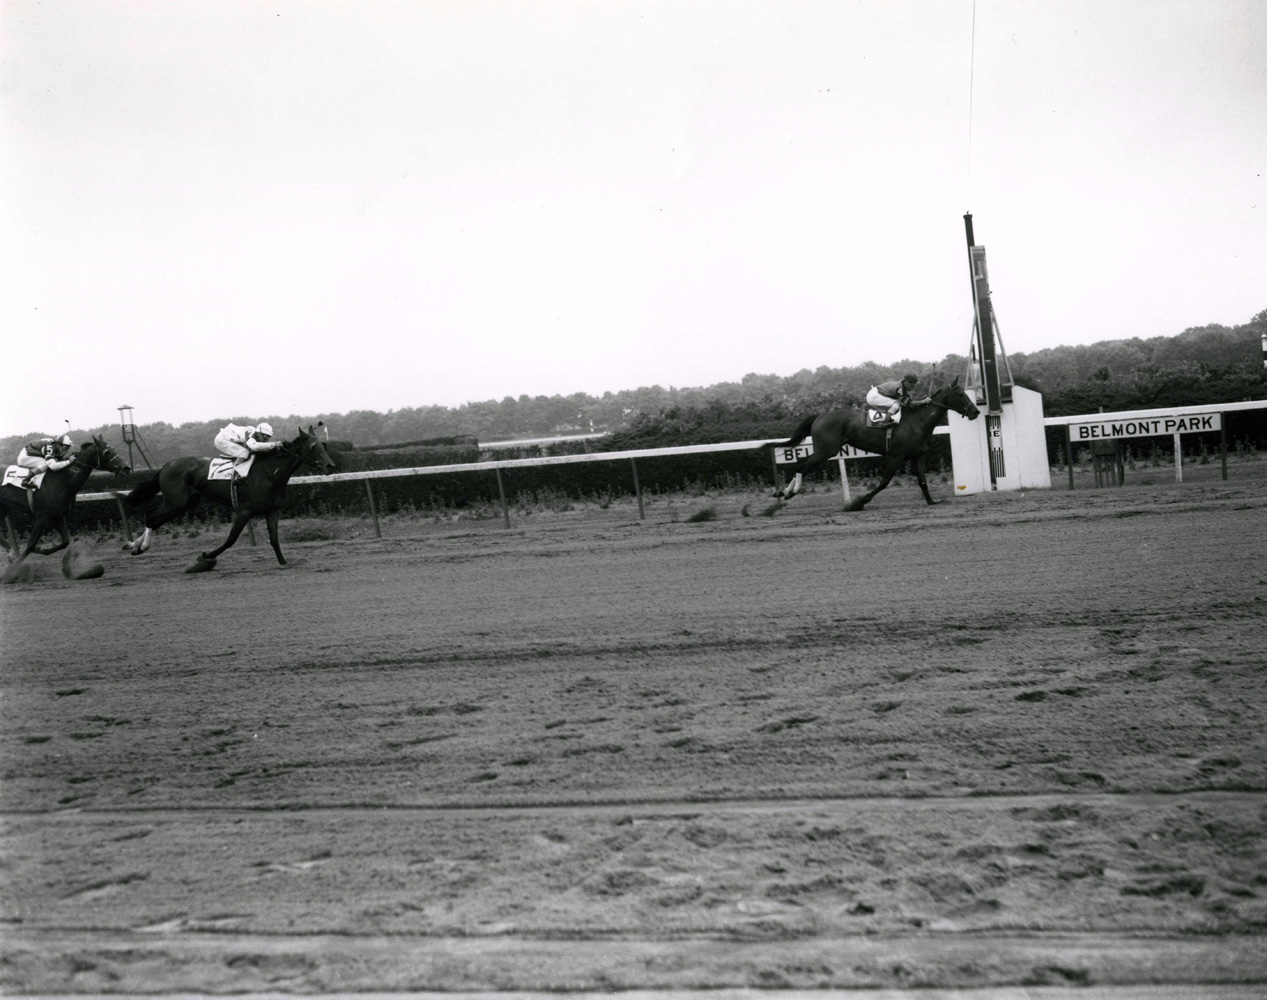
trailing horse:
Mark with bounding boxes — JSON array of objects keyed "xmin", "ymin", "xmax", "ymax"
[
  {"xmin": 1, "ymin": 436, "xmax": 130, "ymax": 582},
  {"xmin": 123, "ymin": 424, "xmax": 335, "ymax": 571},
  {"xmin": 770, "ymin": 377, "xmax": 980, "ymax": 511}
]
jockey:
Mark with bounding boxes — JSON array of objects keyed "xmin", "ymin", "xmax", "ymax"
[
  {"xmin": 866, "ymin": 375, "xmax": 927, "ymax": 422},
  {"xmin": 16, "ymin": 434, "xmax": 74, "ymax": 485},
  {"xmin": 214, "ymin": 421, "xmax": 284, "ymax": 470}
]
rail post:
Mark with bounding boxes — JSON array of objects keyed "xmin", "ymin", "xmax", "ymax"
[
  {"xmin": 1173, "ymin": 432, "xmax": 1183, "ymax": 483},
  {"xmin": 4, "ymin": 515, "xmax": 17, "ymax": 558},
  {"xmin": 630, "ymin": 457, "xmax": 645, "ymax": 520},
  {"xmin": 365, "ymin": 480, "xmax": 382, "ymax": 537},
  {"xmin": 1066, "ymin": 428, "xmax": 1075, "ymax": 490},
  {"xmin": 1220, "ymin": 422, "xmax": 1228, "ymax": 480},
  {"xmin": 837, "ymin": 454, "xmax": 851, "ymax": 505},
  {"xmin": 495, "ymin": 468, "xmax": 510, "ymax": 528}
]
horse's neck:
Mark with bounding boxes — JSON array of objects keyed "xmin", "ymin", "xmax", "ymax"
[
  {"xmin": 64, "ymin": 457, "xmax": 96, "ymax": 490},
  {"xmin": 260, "ymin": 450, "xmax": 302, "ymax": 485},
  {"xmin": 906, "ymin": 400, "xmax": 948, "ymax": 436}
]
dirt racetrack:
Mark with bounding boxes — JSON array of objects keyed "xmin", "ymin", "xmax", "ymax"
[{"xmin": 2, "ymin": 467, "xmax": 1266, "ymax": 996}]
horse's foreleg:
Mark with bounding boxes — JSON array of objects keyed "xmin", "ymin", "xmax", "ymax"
[
  {"xmin": 201, "ymin": 511, "xmax": 253, "ymax": 561},
  {"xmin": 264, "ymin": 509, "xmax": 285, "ymax": 565},
  {"xmin": 846, "ymin": 459, "xmax": 902, "ymax": 511},
  {"xmin": 34, "ymin": 517, "xmax": 71, "ymax": 556},
  {"xmin": 914, "ymin": 454, "xmax": 937, "ymax": 505}
]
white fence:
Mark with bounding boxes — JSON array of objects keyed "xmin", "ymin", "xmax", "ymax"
[{"xmin": 77, "ymin": 399, "xmax": 1266, "ymax": 524}]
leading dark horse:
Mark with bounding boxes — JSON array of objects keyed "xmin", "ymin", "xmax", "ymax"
[
  {"xmin": 123, "ymin": 424, "xmax": 335, "ymax": 570},
  {"xmin": 770, "ymin": 377, "xmax": 980, "ymax": 511},
  {"xmin": 1, "ymin": 436, "xmax": 130, "ymax": 582}
]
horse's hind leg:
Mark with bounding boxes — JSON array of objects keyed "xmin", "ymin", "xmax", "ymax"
[
  {"xmin": 126, "ymin": 497, "xmax": 192, "ymax": 555},
  {"xmin": 1, "ymin": 516, "xmax": 48, "ymax": 583},
  {"xmin": 774, "ymin": 453, "xmax": 825, "ymax": 500}
]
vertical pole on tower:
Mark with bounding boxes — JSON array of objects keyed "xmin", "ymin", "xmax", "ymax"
[{"xmin": 964, "ymin": 214, "xmax": 1009, "ymax": 489}]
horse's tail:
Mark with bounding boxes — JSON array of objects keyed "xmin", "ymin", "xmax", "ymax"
[
  {"xmin": 120, "ymin": 473, "xmax": 162, "ymax": 510},
  {"xmin": 767, "ymin": 414, "xmax": 817, "ymax": 449}
]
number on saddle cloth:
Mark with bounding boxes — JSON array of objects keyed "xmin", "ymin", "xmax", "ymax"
[
  {"xmin": 866, "ymin": 408, "xmax": 901, "ymax": 427},
  {"xmin": 2, "ymin": 466, "xmax": 44, "ymax": 491},
  {"xmin": 207, "ymin": 456, "xmax": 256, "ymax": 481}
]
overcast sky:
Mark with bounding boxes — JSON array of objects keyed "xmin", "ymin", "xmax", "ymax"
[{"xmin": 2, "ymin": 0, "xmax": 1263, "ymax": 437}]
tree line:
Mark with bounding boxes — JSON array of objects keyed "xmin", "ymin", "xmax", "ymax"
[{"xmin": 6, "ymin": 309, "xmax": 1264, "ymax": 467}]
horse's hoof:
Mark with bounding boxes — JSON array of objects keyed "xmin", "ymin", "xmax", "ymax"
[
  {"xmin": 121, "ymin": 542, "xmax": 133, "ymax": 551},
  {"xmin": 185, "ymin": 555, "xmax": 217, "ymax": 574}
]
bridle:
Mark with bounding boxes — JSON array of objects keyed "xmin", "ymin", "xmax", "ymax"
[
  {"xmin": 276, "ymin": 436, "xmax": 333, "ymax": 473},
  {"xmin": 68, "ymin": 440, "xmax": 128, "ymax": 475}
]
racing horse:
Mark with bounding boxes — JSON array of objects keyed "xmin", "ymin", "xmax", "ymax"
[
  {"xmin": 1, "ymin": 436, "xmax": 130, "ymax": 582},
  {"xmin": 769, "ymin": 377, "xmax": 980, "ymax": 510},
  {"xmin": 123, "ymin": 424, "xmax": 335, "ymax": 570}
]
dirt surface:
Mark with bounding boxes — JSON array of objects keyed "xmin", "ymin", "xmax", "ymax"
[{"xmin": 2, "ymin": 470, "xmax": 1265, "ymax": 995}]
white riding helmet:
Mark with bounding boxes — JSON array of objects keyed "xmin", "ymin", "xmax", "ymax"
[
  {"xmin": 256, "ymin": 422, "xmax": 274, "ymax": 438},
  {"xmin": 59, "ymin": 434, "xmax": 73, "ymax": 447}
]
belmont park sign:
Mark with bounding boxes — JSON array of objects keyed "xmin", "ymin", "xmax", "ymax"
[{"xmin": 1069, "ymin": 412, "xmax": 1220, "ymax": 441}]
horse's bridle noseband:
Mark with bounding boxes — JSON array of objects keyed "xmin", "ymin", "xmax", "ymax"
[
  {"xmin": 69, "ymin": 441, "xmax": 127, "ymax": 475},
  {"xmin": 277, "ymin": 438, "xmax": 333, "ymax": 473}
]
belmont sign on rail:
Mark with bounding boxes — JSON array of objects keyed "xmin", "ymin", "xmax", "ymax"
[
  {"xmin": 1068, "ymin": 412, "xmax": 1221, "ymax": 442},
  {"xmin": 773, "ymin": 441, "xmax": 880, "ymax": 464}
]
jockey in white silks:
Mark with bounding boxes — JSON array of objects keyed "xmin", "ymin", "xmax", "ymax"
[{"xmin": 214, "ymin": 422, "xmax": 284, "ymax": 469}]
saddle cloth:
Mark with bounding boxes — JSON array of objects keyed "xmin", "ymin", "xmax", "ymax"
[
  {"xmin": 2, "ymin": 466, "xmax": 44, "ymax": 490},
  {"xmin": 866, "ymin": 408, "xmax": 902, "ymax": 427},
  {"xmin": 208, "ymin": 456, "xmax": 256, "ymax": 481}
]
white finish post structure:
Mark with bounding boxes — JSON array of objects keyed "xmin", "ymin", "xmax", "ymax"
[{"xmin": 949, "ymin": 215, "xmax": 1051, "ymax": 496}]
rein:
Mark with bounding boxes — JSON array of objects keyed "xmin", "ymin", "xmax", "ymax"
[
  {"xmin": 276, "ymin": 440, "xmax": 326, "ymax": 473},
  {"xmin": 68, "ymin": 444, "xmax": 123, "ymax": 475}
]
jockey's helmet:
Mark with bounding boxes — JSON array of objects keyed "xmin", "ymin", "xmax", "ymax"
[
  {"xmin": 59, "ymin": 434, "xmax": 73, "ymax": 448},
  {"xmin": 256, "ymin": 422, "xmax": 274, "ymax": 439},
  {"xmin": 901, "ymin": 374, "xmax": 918, "ymax": 386}
]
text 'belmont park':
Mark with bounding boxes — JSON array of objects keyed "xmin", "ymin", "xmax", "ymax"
[{"xmin": 1070, "ymin": 413, "xmax": 1221, "ymax": 441}]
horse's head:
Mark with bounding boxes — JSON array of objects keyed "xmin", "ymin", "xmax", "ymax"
[
  {"xmin": 932, "ymin": 376, "xmax": 981, "ymax": 421},
  {"xmin": 81, "ymin": 435, "xmax": 131, "ymax": 476},
  {"xmin": 285, "ymin": 423, "xmax": 336, "ymax": 475}
]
